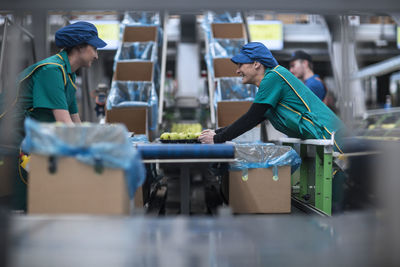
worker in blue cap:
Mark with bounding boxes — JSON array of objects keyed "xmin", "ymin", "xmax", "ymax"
[
  {"xmin": 199, "ymin": 42, "xmax": 346, "ymax": 153},
  {"xmin": 15, "ymin": 21, "xmax": 107, "ymax": 125},
  {"xmin": 1, "ymin": 21, "xmax": 106, "ymax": 210},
  {"xmin": 199, "ymin": 42, "xmax": 350, "ymax": 212}
]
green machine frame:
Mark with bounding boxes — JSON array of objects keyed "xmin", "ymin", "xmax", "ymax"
[{"xmin": 281, "ymin": 138, "xmax": 334, "ymax": 216}]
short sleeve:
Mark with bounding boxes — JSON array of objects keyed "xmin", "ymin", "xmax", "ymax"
[
  {"xmin": 32, "ymin": 66, "xmax": 68, "ymax": 110},
  {"xmin": 254, "ymin": 71, "xmax": 283, "ymax": 108}
]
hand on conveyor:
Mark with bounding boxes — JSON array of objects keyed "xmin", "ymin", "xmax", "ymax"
[{"xmin": 199, "ymin": 129, "xmax": 216, "ymax": 144}]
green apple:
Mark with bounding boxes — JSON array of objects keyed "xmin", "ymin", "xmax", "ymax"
[
  {"xmin": 160, "ymin": 132, "xmax": 170, "ymax": 140},
  {"xmin": 170, "ymin": 132, "xmax": 179, "ymax": 140},
  {"xmin": 188, "ymin": 132, "xmax": 196, "ymax": 139},
  {"xmin": 178, "ymin": 132, "xmax": 186, "ymax": 140}
]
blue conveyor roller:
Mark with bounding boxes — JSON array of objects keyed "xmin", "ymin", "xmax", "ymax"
[{"xmin": 136, "ymin": 144, "xmax": 235, "ymax": 159}]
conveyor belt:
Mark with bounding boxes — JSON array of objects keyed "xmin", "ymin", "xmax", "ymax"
[{"xmin": 136, "ymin": 143, "xmax": 235, "ymax": 159}]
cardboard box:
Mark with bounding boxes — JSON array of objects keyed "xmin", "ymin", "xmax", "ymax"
[
  {"xmin": 228, "ymin": 166, "xmax": 291, "ymax": 213},
  {"xmin": 106, "ymin": 106, "xmax": 148, "ymax": 135},
  {"xmin": 113, "ymin": 61, "xmax": 153, "ymax": 82},
  {"xmin": 122, "ymin": 26, "xmax": 158, "ymax": 42},
  {"xmin": 211, "ymin": 23, "xmax": 246, "ymax": 39},
  {"xmin": 217, "ymin": 100, "xmax": 252, "ymax": 127},
  {"xmin": 28, "ymin": 155, "xmax": 130, "ymax": 215},
  {"xmin": 134, "ymin": 186, "xmax": 144, "ymax": 208},
  {"xmin": 213, "ymin": 58, "xmax": 238, "ymax": 78}
]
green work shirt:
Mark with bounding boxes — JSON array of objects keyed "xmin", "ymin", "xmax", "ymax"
[
  {"xmin": 12, "ymin": 50, "xmax": 78, "ymax": 144},
  {"xmin": 254, "ymin": 65, "xmax": 346, "ymax": 152}
]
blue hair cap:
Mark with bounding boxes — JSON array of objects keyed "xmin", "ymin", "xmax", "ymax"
[
  {"xmin": 55, "ymin": 21, "xmax": 107, "ymax": 48},
  {"xmin": 231, "ymin": 42, "xmax": 278, "ymax": 68}
]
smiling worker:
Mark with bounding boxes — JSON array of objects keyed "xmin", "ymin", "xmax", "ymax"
[
  {"xmin": 199, "ymin": 42, "xmax": 346, "ymax": 153},
  {"xmin": 15, "ymin": 21, "xmax": 106, "ymax": 127},
  {"xmin": 2, "ymin": 21, "xmax": 107, "ymax": 210}
]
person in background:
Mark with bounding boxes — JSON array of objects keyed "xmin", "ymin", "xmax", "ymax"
[
  {"xmin": 289, "ymin": 50, "xmax": 327, "ymax": 101},
  {"xmin": 0, "ymin": 21, "xmax": 107, "ymax": 210}
]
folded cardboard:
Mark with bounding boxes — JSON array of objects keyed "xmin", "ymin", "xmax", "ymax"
[
  {"xmin": 28, "ymin": 155, "xmax": 130, "ymax": 215},
  {"xmin": 211, "ymin": 23, "xmax": 246, "ymax": 39},
  {"xmin": 113, "ymin": 61, "xmax": 154, "ymax": 82},
  {"xmin": 122, "ymin": 26, "xmax": 158, "ymax": 42},
  {"xmin": 217, "ymin": 100, "xmax": 252, "ymax": 127},
  {"xmin": 213, "ymin": 58, "xmax": 238, "ymax": 78},
  {"xmin": 228, "ymin": 166, "xmax": 291, "ymax": 213},
  {"xmin": 106, "ymin": 106, "xmax": 148, "ymax": 135}
]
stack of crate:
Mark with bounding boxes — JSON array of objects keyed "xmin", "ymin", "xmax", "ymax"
[
  {"xmin": 203, "ymin": 11, "xmax": 260, "ymax": 142},
  {"xmin": 106, "ymin": 12, "xmax": 161, "ymax": 140}
]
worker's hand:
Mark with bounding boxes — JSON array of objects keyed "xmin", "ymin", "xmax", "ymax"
[{"xmin": 199, "ymin": 129, "xmax": 216, "ymax": 144}]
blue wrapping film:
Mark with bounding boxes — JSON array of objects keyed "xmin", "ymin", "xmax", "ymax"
[
  {"xmin": 137, "ymin": 144, "xmax": 235, "ymax": 159},
  {"xmin": 210, "ymin": 39, "xmax": 246, "ymax": 58},
  {"xmin": 204, "ymin": 11, "xmax": 243, "ymax": 23},
  {"xmin": 230, "ymin": 143, "xmax": 301, "ymax": 173},
  {"xmin": 129, "ymin": 135, "xmax": 149, "ymax": 143},
  {"xmin": 21, "ymin": 118, "xmax": 146, "ymax": 199},
  {"xmin": 106, "ymin": 81, "xmax": 158, "ymax": 131},
  {"xmin": 115, "ymin": 42, "xmax": 156, "ymax": 61},
  {"xmin": 216, "ymin": 77, "xmax": 258, "ymax": 101},
  {"xmin": 122, "ymin": 11, "xmax": 160, "ymax": 25},
  {"xmin": 107, "ymin": 81, "xmax": 153, "ymax": 109}
]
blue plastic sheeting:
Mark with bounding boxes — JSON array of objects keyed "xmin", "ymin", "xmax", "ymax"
[
  {"xmin": 115, "ymin": 42, "xmax": 156, "ymax": 61},
  {"xmin": 107, "ymin": 81, "xmax": 153, "ymax": 108},
  {"xmin": 215, "ymin": 77, "xmax": 258, "ymax": 102},
  {"xmin": 106, "ymin": 81, "xmax": 159, "ymax": 131},
  {"xmin": 230, "ymin": 143, "xmax": 301, "ymax": 173},
  {"xmin": 122, "ymin": 11, "xmax": 160, "ymax": 25},
  {"xmin": 129, "ymin": 135, "xmax": 149, "ymax": 143},
  {"xmin": 204, "ymin": 11, "xmax": 243, "ymax": 23},
  {"xmin": 136, "ymin": 144, "xmax": 235, "ymax": 159},
  {"xmin": 21, "ymin": 118, "xmax": 146, "ymax": 198},
  {"xmin": 210, "ymin": 39, "xmax": 245, "ymax": 58}
]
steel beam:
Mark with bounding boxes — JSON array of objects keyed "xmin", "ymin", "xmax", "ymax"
[{"xmin": 2, "ymin": 0, "xmax": 400, "ymax": 14}]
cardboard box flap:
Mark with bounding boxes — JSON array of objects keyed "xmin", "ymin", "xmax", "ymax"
[
  {"xmin": 114, "ymin": 61, "xmax": 153, "ymax": 81},
  {"xmin": 122, "ymin": 26, "xmax": 158, "ymax": 42},
  {"xmin": 217, "ymin": 101, "xmax": 252, "ymax": 127},
  {"xmin": 211, "ymin": 23, "xmax": 246, "ymax": 39},
  {"xmin": 213, "ymin": 58, "xmax": 238, "ymax": 78},
  {"xmin": 106, "ymin": 106, "xmax": 148, "ymax": 135}
]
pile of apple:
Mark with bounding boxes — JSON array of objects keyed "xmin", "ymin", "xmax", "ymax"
[
  {"xmin": 171, "ymin": 123, "xmax": 202, "ymax": 133},
  {"xmin": 160, "ymin": 131, "xmax": 201, "ymax": 141}
]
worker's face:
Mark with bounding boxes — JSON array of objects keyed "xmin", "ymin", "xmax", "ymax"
[
  {"xmin": 236, "ymin": 63, "xmax": 257, "ymax": 84},
  {"xmin": 289, "ymin": 59, "xmax": 306, "ymax": 80},
  {"xmin": 79, "ymin": 45, "xmax": 98, "ymax": 68}
]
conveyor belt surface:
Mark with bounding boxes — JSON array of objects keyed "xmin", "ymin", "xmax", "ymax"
[{"xmin": 136, "ymin": 143, "xmax": 235, "ymax": 159}]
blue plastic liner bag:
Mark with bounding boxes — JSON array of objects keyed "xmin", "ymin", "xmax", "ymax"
[
  {"xmin": 216, "ymin": 77, "xmax": 258, "ymax": 101},
  {"xmin": 21, "ymin": 118, "xmax": 146, "ymax": 198},
  {"xmin": 230, "ymin": 143, "xmax": 301, "ymax": 175}
]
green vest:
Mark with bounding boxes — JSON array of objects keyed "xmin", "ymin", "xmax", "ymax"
[
  {"xmin": 4, "ymin": 51, "xmax": 77, "ymax": 146},
  {"xmin": 255, "ymin": 65, "xmax": 346, "ymax": 152}
]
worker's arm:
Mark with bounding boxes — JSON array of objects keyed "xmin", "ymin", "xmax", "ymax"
[
  {"xmin": 52, "ymin": 109, "xmax": 73, "ymax": 124},
  {"xmin": 70, "ymin": 113, "xmax": 81, "ymax": 123},
  {"xmin": 213, "ymin": 103, "xmax": 270, "ymax": 143}
]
